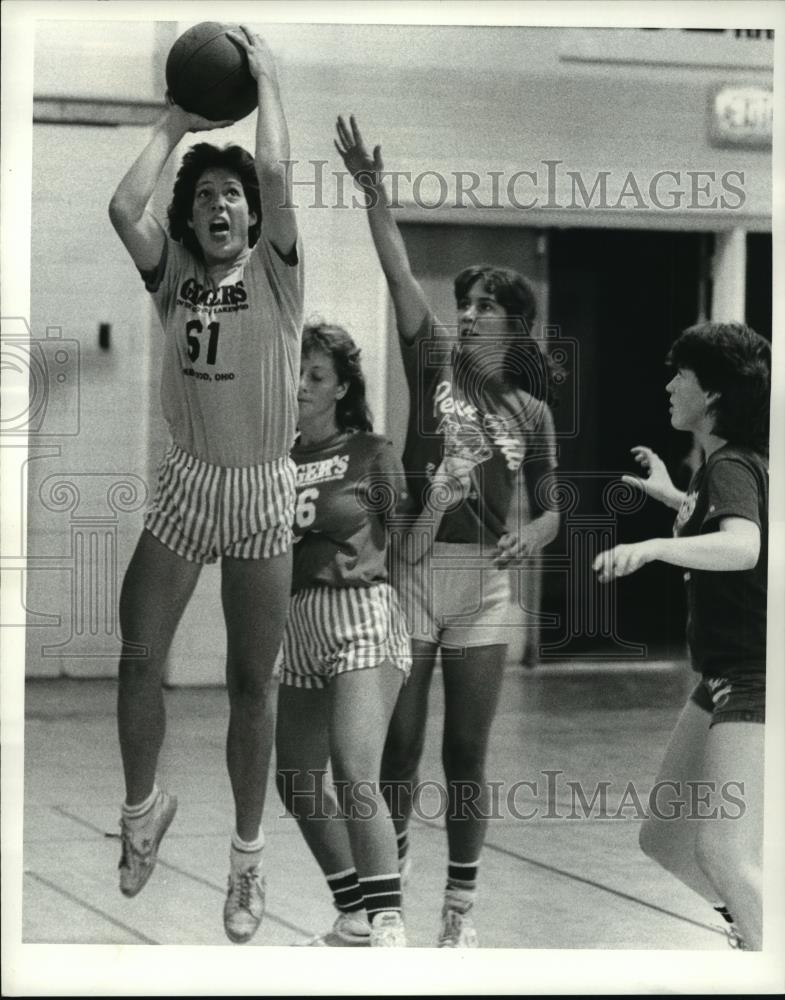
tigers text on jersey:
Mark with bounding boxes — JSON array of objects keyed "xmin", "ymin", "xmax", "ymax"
[
  {"xmin": 143, "ymin": 235, "xmax": 304, "ymax": 467},
  {"xmin": 291, "ymin": 431, "xmax": 408, "ymax": 592}
]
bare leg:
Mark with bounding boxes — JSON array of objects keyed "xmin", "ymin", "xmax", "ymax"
[
  {"xmin": 638, "ymin": 698, "xmax": 722, "ymax": 903},
  {"xmin": 696, "ymin": 721, "xmax": 764, "ymax": 949},
  {"xmin": 440, "ymin": 644, "xmax": 507, "ymax": 863},
  {"xmin": 380, "ymin": 640, "xmax": 439, "ymax": 835},
  {"xmin": 117, "ymin": 530, "xmax": 201, "ymax": 804},
  {"xmin": 330, "ymin": 662, "xmax": 404, "ymax": 878},
  {"xmin": 222, "ymin": 550, "xmax": 291, "ymax": 841},
  {"xmin": 276, "ymin": 683, "xmax": 353, "ymax": 873}
]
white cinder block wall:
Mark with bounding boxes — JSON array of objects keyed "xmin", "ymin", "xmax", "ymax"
[{"xmin": 24, "ymin": 20, "xmax": 772, "ymax": 681}]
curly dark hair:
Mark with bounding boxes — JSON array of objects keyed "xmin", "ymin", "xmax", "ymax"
[
  {"xmin": 166, "ymin": 143, "xmax": 261, "ymax": 258},
  {"xmin": 453, "ymin": 264, "xmax": 564, "ymax": 405},
  {"xmin": 301, "ymin": 322, "xmax": 374, "ymax": 433},
  {"xmin": 667, "ymin": 321, "xmax": 771, "ymax": 454}
]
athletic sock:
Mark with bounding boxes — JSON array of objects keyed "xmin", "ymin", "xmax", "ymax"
[
  {"xmin": 359, "ymin": 873, "xmax": 403, "ymax": 922},
  {"xmin": 230, "ymin": 830, "xmax": 265, "ymax": 874},
  {"xmin": 446, "ymin": 858, "xmax": 479, "ymax": 896},
  {"xmin": 122, "ymin": 784, "xmax": 160, "ymax": 829},
  {"xmin": 326, "ymin": 867, "xmax": 365, "ymax": 914},
  {"xmin": 396, "ymin": 830, "xmax": 409, "ymax": 865}
]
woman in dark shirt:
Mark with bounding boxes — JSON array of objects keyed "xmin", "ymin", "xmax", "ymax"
[{"xmin": 594, "ymin": 321, "xmax": 770, "ymax": 951}]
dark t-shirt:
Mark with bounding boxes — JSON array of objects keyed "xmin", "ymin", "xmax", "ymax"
[
  {"xmin": 399, "ymin": 312, "xmax": 558, "ymax": 546},
  {"xmin": 291, "ymin": 430, "xmax": 409, "ymax": 592},
  {"xmin": 673, "ymin": 444, "xmax": 768, "ymax": 677}
]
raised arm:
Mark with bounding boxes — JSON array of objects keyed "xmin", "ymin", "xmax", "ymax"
[
  {"xmin": 335, "ymin": 115, "xmax": 429, "ymax": 343},
  {"xmin": 108, "ymin": 102, "xmax": 233, "ymax": 271},
  {"xmin": 228, "ymin": 28, "xmax": 297, "ymax": 257}
]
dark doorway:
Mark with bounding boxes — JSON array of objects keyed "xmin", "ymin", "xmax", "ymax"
[
  {"xmin": 544, "ymin": 228, "xmax": 707, "ymax": 659},
  {"xmin": 745, "ymin": 232, "xmax": 772, "ymax": 341}
]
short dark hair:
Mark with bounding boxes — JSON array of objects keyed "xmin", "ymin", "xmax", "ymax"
[
  {"xmin": 167, "ymin": 143, "xmax": 261, "ymax": 259},
  {"xmin": 453, "ymin": 264, "xmax": 564, "ymax": 404},
  {"xmin": 301, "ymin": 322, "xmax": 373, "ymax": 433},
  {"xmin": 667, "ymin": 321, "xmax": 771, "ymax": 453}
]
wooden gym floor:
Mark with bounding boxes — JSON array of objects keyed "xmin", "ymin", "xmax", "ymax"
[{"xmin": 5, "ymin": 660, "xmax": 782, "ymax": 995}]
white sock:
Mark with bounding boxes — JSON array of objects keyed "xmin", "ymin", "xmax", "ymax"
[
  {"xmin": 122, "ymin": 784, "xmax": 160, "ymax": 823},
  {"xmin": 230, "ymin": 830, "xmax": 265, "ymax": 874}
]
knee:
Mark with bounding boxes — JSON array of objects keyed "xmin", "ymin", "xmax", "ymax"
[
  {"xmin": 639, "ymin": 818, "xmax": 667, "ymax": 864},
  {"xmin": 695, "ymin": 827, "xmax": 758, "ymax": 893},
  {"xmin": 118, "ymin": 655, "xmax": 161, "ymax": 687},
  {"xmin": 227, "ymin": 666, "xmax": 277, "ymax": 704},
  {"xmin": 275, "ymin": 762, "xmax": 323, "ymax": 818},
  {"xmin": 331, "ymin": 748, "xmax": 378, "ymax": 799},
  {"xmin": 382, "ymin": 733, "xmax": 424, "ymax": 782},
  {"xmin": 442, "ymin": 735, "xmax": 487, "ymax": 781}
]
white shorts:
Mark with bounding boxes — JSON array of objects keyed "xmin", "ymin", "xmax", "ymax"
[
  {"xmin": 394, "ymin": 542, "xmax": 514, "ymax": 648},
  {"xmin": 278, "ymin": 583, "xmax": 412, "ymax": 690},
  {"xmin": 144, "ymin": 442, "xmax": 296, "ymax": 563}
]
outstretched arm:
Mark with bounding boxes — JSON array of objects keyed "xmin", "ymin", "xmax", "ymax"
[
  {"xmin": 228, "ymin": 27, "xmax": 297, "ymax": 257},
  {"xmin": 593, "ymin": 516, "xmax": 760, "ymax": 582},
  {"xmin": 108, "ymin": 102, "xmax": 233, "ymax": 271},
  {"xmin": 335, "ymin": 115, "xmax": 429, "ymax": 343}
]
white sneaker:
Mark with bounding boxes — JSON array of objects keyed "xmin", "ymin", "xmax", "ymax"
[
  {"xmin": 370, "ymin": 911, "xmax": 407, "ymax": 947},
  {"xmin": 295, "ymin": 910, "xmax": 371, "ymax": 947},
  {"xmin": 223, "ymin": 865, "xmax": 265, "ymax": 944},
  {"xmin": 438, "ymin": 894, "xmax": 478, "ymax": 948},
  {"xmin": 118, "ymin": 790, "xmax": 178, "ymax": 898}
]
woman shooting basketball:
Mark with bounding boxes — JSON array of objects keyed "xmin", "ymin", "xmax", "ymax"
[{"xmin": 108, "ymin": 27, "xmax": 302, "ymax": 944}]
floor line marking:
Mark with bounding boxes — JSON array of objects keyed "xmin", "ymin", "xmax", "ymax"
[
  {"xmin": 410, "ymin": 816, "xmax": 722, "ymax": 937},
  {"xmin": 52, "ymin": 806, "xmax": 311, "ymax": 937},
  {"xmin": 23, "ymin": 870, "xmax": 158, "ymax": 945}
]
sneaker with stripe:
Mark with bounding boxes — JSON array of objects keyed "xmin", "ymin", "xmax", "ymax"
[
  {"xmin": 370, "ymin": 911, "xmax": 407, "ymax": 947},
  {"xmin": 118, "ymin": 789, "xmax": 178, "ymax": 898},
  {"xmin": 438, "ymin": 891, "xmax": 479, "ymax": 948},
  {"xmin": 295, "ymin": 910, "xmax": 371, "ymax": 947},
  {"xmin": 223, "ymin": 865, "xmax": 266, "ymax": 944}
]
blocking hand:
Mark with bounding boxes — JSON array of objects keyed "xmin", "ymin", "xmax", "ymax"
[{"xmin": 335, "ymin": 114, "xmax": 384, "ymax": 189}]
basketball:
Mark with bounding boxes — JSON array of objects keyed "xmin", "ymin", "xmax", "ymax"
[{"xmin": 165, "ymin": 22, "xmax": 257, "ymax": 123}]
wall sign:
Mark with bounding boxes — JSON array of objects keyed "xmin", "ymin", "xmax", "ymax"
[{"xmin": 709, "ymin": 84, "xmax": 773, "ymax": 148}]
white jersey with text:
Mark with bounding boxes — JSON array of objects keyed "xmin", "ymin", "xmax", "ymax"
[{"xmin": 144, "ymin": 235, "xmax": 304, "ymax": 467}]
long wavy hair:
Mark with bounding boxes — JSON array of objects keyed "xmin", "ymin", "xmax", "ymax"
[
  {"xmin": 667, "ymin": 321, "xmax": 770, "ymax": 455},
  {"xmin": 301, "ymin": 322, "xmax": 373, "ymax": 433},
  {"xmin": 167, "ymin": 143, "xmax": 261, "ymax": 259},
  {"xmin": 453, "ymin": 264, "xmax": 564, "ymax": 406}
]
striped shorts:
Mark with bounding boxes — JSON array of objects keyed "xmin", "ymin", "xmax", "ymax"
[
  {"xmin": 278, "ymin": 583, "xmax": 412, "ymax": 690},
  {"xmin": 144, "ymin": 442, "xmax": 296, "ymax": 563}
]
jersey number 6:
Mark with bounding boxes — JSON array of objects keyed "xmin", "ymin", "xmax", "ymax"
[
  {"xmin": 186, "ymin": 320, "xmax": 221, "ymax": 364},
  {"xmin": 295, "ymin": 487, "xmax": 319, "ymax": 529}
]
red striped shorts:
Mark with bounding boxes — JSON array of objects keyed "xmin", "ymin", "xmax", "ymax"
[
  {"xmin": 278, "ymin": 583, "xmax": 412, "ymax": 690},
  {"xmin": 144, "ymin": 442, "xmax": 296, "ymax": 563}
]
